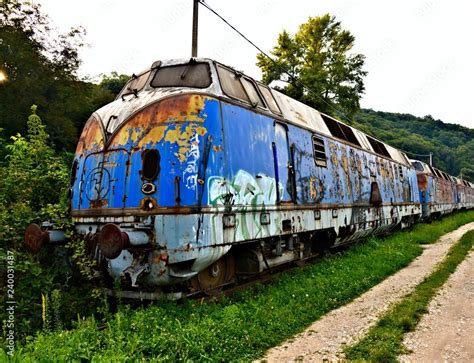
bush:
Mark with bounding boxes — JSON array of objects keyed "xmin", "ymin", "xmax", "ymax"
[{"xmin": 0, "ymin": 106, "xmax": 102, "ymax": 347}]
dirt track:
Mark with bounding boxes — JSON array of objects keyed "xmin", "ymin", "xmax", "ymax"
[
  {"xmin": 261, "ymin": 222, "xmax": 474, "ymax": 362},
  {"xmin": 399, "ymin": 249, "xmax": 474, "ymax": 362}
]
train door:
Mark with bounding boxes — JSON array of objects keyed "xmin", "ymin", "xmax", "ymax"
[{"xmin": 273, "ymin": 122, "xmax": 295, "ymax": 203}]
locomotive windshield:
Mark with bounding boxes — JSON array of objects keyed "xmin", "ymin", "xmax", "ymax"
[
  {"xmin": 151, "ymin": 63, "xmax": 211, "ymax": 88},
  {"xmin": 118, "ymin": 70, "xmax": 151, "ymax": 98}
]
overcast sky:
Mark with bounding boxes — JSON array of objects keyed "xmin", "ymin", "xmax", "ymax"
[{"xmin": 36, "ymin": 0, "xmax": 474, "ymax": 128}]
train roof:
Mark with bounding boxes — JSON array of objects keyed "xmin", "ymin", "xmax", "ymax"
[
  {"xmin": 410, "ymin": 159, "xmax": 472, "ymax": 186},
  {"xmin": 93, "ymin": 58, "xmax": 420, "ymax": 166}
]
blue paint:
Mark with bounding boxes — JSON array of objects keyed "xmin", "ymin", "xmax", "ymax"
[{"xmin": 72, "ymin": 95, "xmax": 421, "ymax": 214}]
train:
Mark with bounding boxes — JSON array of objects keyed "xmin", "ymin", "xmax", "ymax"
[{"xmin": 24, "ymin": 58, "xmax": 474, "ymax": 297}]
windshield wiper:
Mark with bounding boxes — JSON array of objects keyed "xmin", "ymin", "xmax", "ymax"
[{"xmin": 180, "ymin": 58, "xmax": 197, "ymax": 80}]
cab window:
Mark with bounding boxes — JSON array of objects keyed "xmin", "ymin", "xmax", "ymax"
[{"xmin": 151, "ymin": 63, "xmax": 211, "ymax": 88}]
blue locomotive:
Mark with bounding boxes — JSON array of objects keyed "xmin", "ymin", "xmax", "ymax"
[{"xmin": 24, "ymin": 58, "xmax": 474, "ymax": 296}]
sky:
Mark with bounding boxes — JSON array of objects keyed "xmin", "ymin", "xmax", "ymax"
[{"xmin": 34, "ymin": 0, "xmax": 474, "ymax": 129}]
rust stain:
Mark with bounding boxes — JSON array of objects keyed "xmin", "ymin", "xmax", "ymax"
[
  {"xmin": 140, "ymin": 197, "xmax": 158, "ymax": 211},
  {"xmin": 213, "ymin": 145, "xmax": 222, "ymax": 152},
  {"xmin": 90, "ymin": 199, "xmax": 108, "ymax": 208},
  {"xmin": 106, "ymin": 94, "xmax": 210, "ymax": 163},
  {"xmin": 341, "ymin": 151, "xmax": 352, "ymax": 198},
  {"xmin": 329, "ymin": 142, "xmax": 338, "ymax": 168},
  {"xmin": 138, "ymin": 126, "xmax": 166, "ymax": 146},
  {"xmin": 195, "ymin": 126, "xmax": 207, "ymax": 136},
  {"xmin": 110, "ymin": 94, "xmax": 207, "ymax": 148},
  {"xmin": 76, "ymin": 116, "xmax": 104, "ymax": 155},
  {"xmin": 165, "ymin": 124, "xmax": 207, "ymax": 162},
  {"xmin": 417, "ymin": 173, "xmax": 427, "ymax": 191},
  {"xmin": 153, "ymin": 252, "xmax": 168, "ymax": 265},
  {"xmin": 309, "ymin": 176, "xmax": 317, "ymax": 200}
]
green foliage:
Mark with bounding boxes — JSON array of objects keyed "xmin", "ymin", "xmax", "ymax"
[
  {"xmin": 354, "ymin": 109, "xmax": 474, "ymax": 179},
  {"xmin": 0, "ymin": 106, "xmax": 102, "ymax": 347},
  {"xmin": 0, "ymin": 1, "xmax": 114, "ymax": 150},
  {"xmin": 257, "ymin": 14, "xmax": 367, "ymax": 118},
  {"xmin": 8, "ymin": 211, "xmax": 474, "ymax": 361},
  {"xmin": 41, "ymin": 290, "xmax": 63, "ymax": 334},
  {"xmin": 99, "ymin": 72, "xmax": 130, "ymax": 95},
  {"xmin": 0, "ymin": 105, "xmax": 70, "ymax": 242},
  {"xmin": 345, "ymin": 229, "xmax": 474, "ymax": 361}
]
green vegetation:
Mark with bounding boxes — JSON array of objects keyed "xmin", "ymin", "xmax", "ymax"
[
  {"xmin": 345, "ymin": 229, "xmax": 474, "ymax": 362},
  {"xmin": 257, "ymin": 14, "xmax": 367, "ymax": 117},
  {"xmin": 354, "ymin": 109, "xmax": 474, "ymax": 180},
  {"xmin": 0, "ymin": 107, "xmax": 104, "ymax": 347},
  {"xmin": 4, "ymin": 211, "xmax": 473, "ymax": 361},
  {"xmin": 0, "ymin": 1, "xmax": 128, "ymax": 149}
]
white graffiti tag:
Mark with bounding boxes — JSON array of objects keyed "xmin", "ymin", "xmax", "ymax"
[{"xmin": 183, "ymin": 133, "xmax": 200, "ymax": 190}]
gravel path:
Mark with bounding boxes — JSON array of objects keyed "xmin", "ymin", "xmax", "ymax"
[
  {"xmin": 261, "ymin": 222, "xmax": 474, "ymax": 362},
  {"xmin": 399, "ymin": 249, "xmax": 474, "ymax": 362}
]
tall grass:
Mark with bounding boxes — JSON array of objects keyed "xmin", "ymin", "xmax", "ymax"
[{"xmin": 5, "ymin": 210, "xmax": 474, "ymax": 362}]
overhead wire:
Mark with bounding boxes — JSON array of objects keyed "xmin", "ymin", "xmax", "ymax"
[
  {"xmin": 198, "ymin": 0, "xmax": 355, "ymax": 126},
  {"xmin": 199, "ymin": 1, "xmax": 440, "ymax": 166}
]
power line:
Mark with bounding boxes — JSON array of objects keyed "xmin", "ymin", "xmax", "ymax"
[
  {"xmin": 198, "ymin": 2, "xmax": 440, "ymax": 166},
  {"xmin": 402, "ymin": 150, "xmax": 432, "ymax": 157},
  {"xmin": 198, "ymin": 0, "xmax": 355, "ymax": 126}
]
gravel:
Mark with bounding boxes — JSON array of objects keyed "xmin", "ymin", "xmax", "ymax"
[
  {"xmin": 260, "ymin": 222, "xmax": 474, "ymax": 362},
  {"xmin": 399, "ymin": 250, "xmax": 474, "ymax": 362}
]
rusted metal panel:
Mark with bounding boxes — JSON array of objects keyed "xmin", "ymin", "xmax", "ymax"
[
  {"xmin": 72, "ymin": 94, "xmax": 223, "ymax": 212},
  {"xmin": 75, "ymin": 115, "xmax": 105, "ymax": 155}
]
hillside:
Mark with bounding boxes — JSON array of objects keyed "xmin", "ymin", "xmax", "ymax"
[{"xmin": 354, "ymin": 109, "xmax": 474, "ymax": 180}]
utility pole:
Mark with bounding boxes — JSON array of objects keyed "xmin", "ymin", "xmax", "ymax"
[
  {"xmin": 192, "ymin": 0, "xmax": 199, "ymax": 57},
  {"xmin": 429, "ymin": 152, "xmax": 433, "ymax": 166}
]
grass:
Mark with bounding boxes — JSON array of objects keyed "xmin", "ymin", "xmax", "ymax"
[
  {"xmin": 344, "ymin": 228, "xmax": 474, "ymax": 362},
  {"xmin": 4, "ymin": 210, "xmax": 474, "ymax": 362}
]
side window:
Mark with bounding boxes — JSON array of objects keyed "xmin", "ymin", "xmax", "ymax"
[
  {"xmin": 217, "ymin": 66, "xmax": 249, "ymax": 101},
  {"xmin": 151, "ymin": 63, "xmax": 211, "ymax": 88},
  {"xmin": 118, "ymin": 70, "xmax": 151, "ymax": 98},
  {"xmin": 312, "ymin": 135, "xmax": 327, "ymax": 167},
  {"xmin": 258, "ymin": 84, "xmax": 281, "ymax": 114},
  {"xmin": 217, "ymin": 65, "xmax": 266, "ymax": 109},
  {"xmin": 241, "ymin": 77, "xmax": 264, "ymax": 107},
  {"xmin": 320, "ymin": 114, "xmax": 361, "ymax": 147},
  {"xmin": 366, "ymin": 135, "xmax": 391, "ymax": 158}
]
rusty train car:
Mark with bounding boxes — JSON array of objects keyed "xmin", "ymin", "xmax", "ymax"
[{"xmin": 24, "ymin": 58, "xmax": 474, "ymax": 297}]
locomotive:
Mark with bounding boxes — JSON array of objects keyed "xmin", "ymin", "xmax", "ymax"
[{"xmin": 24, "ymin": 58, "xmax": 474, "ymax": 297}]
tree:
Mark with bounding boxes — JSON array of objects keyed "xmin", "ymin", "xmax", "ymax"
[
  {"xmin": 0, "ymin": 1, "xmax": 113, "ymax": 150},
  {"xmin": 100, "ymin": 72, "xmax": 130, "ymax": 95},
  {"xmin": 257, "ymin": 14, "xmax": 367, "ymax": 118}
]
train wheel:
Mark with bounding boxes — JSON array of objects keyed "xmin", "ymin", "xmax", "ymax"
[{"xmin": 191, "ymin": 254, "xmax": 235, "ymax": 293}]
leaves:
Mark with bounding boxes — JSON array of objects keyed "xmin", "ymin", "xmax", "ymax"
[
  {"xmin": 0, "ymin": 1, "xmax": 116, "ymax": 150},
  {"xmin": 0, "ymin": 107, "xmax": 100, "ymax": 347},
  {"xmin": 355, "ymin": 109, "xmax": 474, "ymax": 179},
  {"xmin": 257, "ymin": 14, "xmax": 367, "ymax": 118}
]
